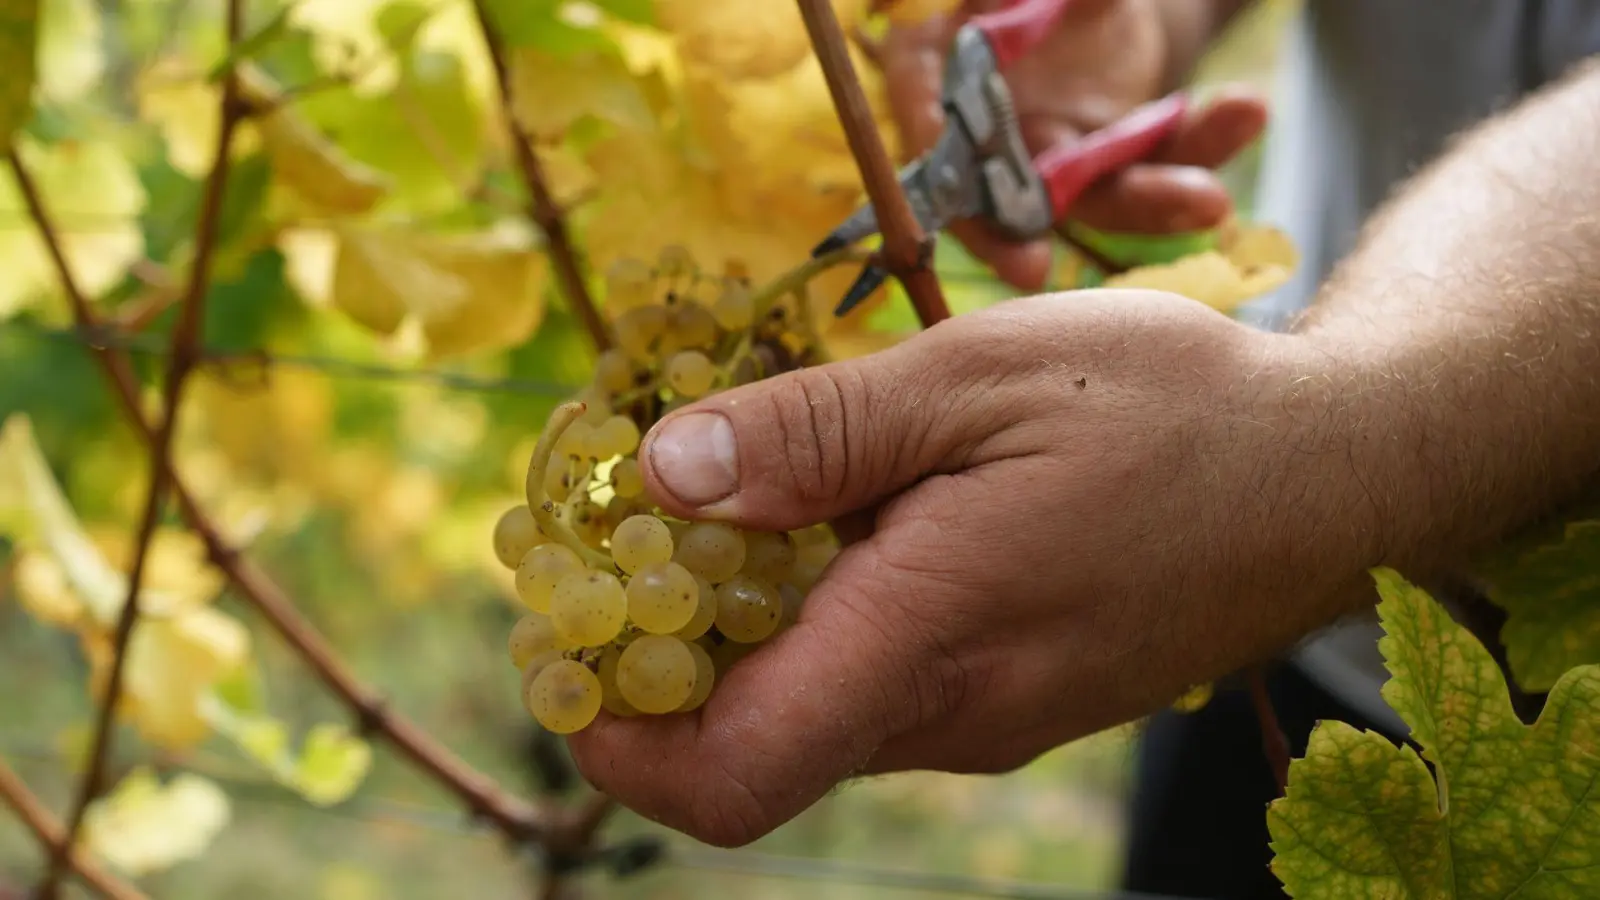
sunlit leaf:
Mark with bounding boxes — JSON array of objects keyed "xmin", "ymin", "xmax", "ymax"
[
  {"xmin": 879, "ymin": 0, "xmax": 961, "ymax": 23},
  {"xmin": 1266, "ymin": 567, "xmax": 1600, "ymax": 897},
  {"xmin": 0, "ymin": 135, "xmax": 146, "ymax": 319},
  {"xmin": 0, "ymin": 415, "xmax": 201, "ymax": 626},
  {"xmin": 83, "ymin": 767, "xmax": 230, "ymax": 876},
  {"xmin": 239, "ymin": 65, "xmax": 391, "ymax": 216},
  {"xmin": 287, "ymin": 0, "xmax": 402, "ymax": 95},
  {"xmin": 0, "ymin": 0, "xmax": 39, "ymax": 144},
  {"xmin": 36, "ymin": 0, "xmax": 102, "ymax": 103},
  {"xmin": 204, "ymin": 697, "xmax": 372, "ymax": 807},
  {"xmin": 137, "ymin": 60, "xmax": 223, "ymax": 178},
  {"xmin": 653, "ymin": 0, "xmax": 871, "ymax": 80},
  {"xmin": 294, "ymin": 44, "xmax": 487, "ymax": 214},
  {"xmin": 94, "ymin": 606, "xmax": 252, "ymax": 748},
  {"xmin": 1476, "ymin": 519, "xmax": 1600, "ymax": 693},
  {"xmin": 507, "ymin": 42, "xmax": 655, "ymax": 139},
  {"xmin": 1099, "ymin": 250, "xmax": 1291, "ymax": 312},
  {"xmin": 294, "ymin": 724, "xmax": 373, "ymax": 806},
  {"xmin": 329, "ymin": 223, "xmax": 549, "ymax": 358}
]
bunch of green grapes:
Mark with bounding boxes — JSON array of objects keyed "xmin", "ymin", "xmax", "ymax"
[{"xmin": 490, "ymin": 245, "xmax": 842, "ymax": 734}]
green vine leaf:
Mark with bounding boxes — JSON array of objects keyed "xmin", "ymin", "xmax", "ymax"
[
  {"xmin": 1476, "ymin": 517, "xmax": 1600, "ymax": 693},
  {"xmin": 0, "ymin": 0, "xmax": 39, "ymax": 145},
  {"xmin": 1266, "ymin": 566, "xmax": 1600, "ymax": 898}
]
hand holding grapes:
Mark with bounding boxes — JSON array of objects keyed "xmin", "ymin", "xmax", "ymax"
[{"xmin": 564, "ymin": 289, "xmax": 1383, "ymax": 847}]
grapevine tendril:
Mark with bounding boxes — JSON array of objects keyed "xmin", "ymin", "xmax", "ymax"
[{"xmin": 527, "ymin": 402, "xmax": 615, "ymax": 570}]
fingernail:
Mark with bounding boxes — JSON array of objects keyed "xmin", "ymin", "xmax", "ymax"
[{"xmin": 647, "ymin": 412, "xmax": 739, "ymax": 507}]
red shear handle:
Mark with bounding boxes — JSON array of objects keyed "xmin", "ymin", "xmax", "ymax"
[
  {"xmin": 970, "ymin": 0, "xmax": 1075, "ymax": 68},
  {"xmin": 1033, "ymin": 93, "xmax": 1190, "ymax": 221}
]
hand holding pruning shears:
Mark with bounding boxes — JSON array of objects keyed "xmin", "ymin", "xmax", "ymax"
[{"xmin": 858, "ymin": 0, "xmax": 1267, "ymax": 294}]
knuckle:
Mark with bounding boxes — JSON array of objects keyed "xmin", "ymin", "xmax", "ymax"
[{"xmin": 766, "ymin": 366, "xmax": 862, "ymax": 506}]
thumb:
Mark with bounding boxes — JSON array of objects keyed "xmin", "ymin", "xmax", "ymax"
[{"xmin": 637, "ymin": 335, "xmax": 979, "ymax": 531}]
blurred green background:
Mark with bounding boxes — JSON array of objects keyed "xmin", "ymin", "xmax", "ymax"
[{"xmin": 0, "ymin": 0, "xmax": 1295, "ymax": 897}]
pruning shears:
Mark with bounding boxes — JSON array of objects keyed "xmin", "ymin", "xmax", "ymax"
[{"xmin": 814, "ymin": 0, "xmax": 1190, "ymax": 316}]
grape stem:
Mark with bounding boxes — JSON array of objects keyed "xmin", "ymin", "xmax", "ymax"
[
  {"xmin": 748, "ymin": 245, "xmax": 872, "ymax": 320},
  {"xmin": 529, "ymin": 403, "xmax": 616, "ymax": 570}
]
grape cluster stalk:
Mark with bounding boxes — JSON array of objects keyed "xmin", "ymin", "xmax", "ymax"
[{"xmin": 492, "ymin": 245, "xmax": 847, "ymax": 734}]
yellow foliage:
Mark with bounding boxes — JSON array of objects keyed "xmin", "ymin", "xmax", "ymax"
[
  {"xmin": 239, "ymin": 65, "xmax": 392, "ymax": 216},
  {"xmin": 0, "ymin": 135, "xmax": 146, "ymax": 320},
  {"xmin": 1100, "ymin": 223, "xmax": 1299, "ymax": 313},
  {"xmin": 83, "ymin": 767, "xmax": 230, "ymax": 876},
  {"xmin": 0, "ymin": 0, "xmax": 39, "ymax": 145},
  {"xmin": 329, "ymin": 223, "xmax": 550, "ymax": 358},
  {"xmin": 653, "ymin": 0, "xmax": 872, "ymax": 80}
]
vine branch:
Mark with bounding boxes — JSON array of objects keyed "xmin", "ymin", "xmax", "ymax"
[
  {"xmin": 796, "ymin": 0, "xmax": 950, "ymax": 328},
  {"xmin": 0, "ymin": 759, "xmax": 148, "ymax": 900},
  {"xmin": 6, "ymin": 146, "xmax": 553, "ymax": 849},
  {"xmin": 470, "ymin": 0, "xmax": 612, "ymax": 353},
  {"xmin": 1247, "ymin": 667, "xmax": 1290, "ymax": 796},
  {"xmin": 41, "ymin": 3, "xmax": 250, "ymax": 893}
]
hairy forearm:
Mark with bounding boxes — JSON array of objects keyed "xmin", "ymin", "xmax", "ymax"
[
  {"xmin": 1155, "ymin": 0, "xmax": 1253, "ymax": 89},
  {"xmin": 1288, "ymin": 57, "xmax": 1600, "ymax": 577}
]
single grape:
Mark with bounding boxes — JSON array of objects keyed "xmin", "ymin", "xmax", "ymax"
[
  {"xmin": 615, "ymin": 305, "xmax": 668, "ymax": 363},
  {"xmin": 616, "ymin": 634, "xmax": 697, "ymax": 713},
  {"xmin": 677, "ymin": 641, "xmax": 716, "ymax": 712},
  {"xmin": 666, "ymin": 350, "xmax": 716, "ymax": 398},
  {"xmin": 605, "ymin": 494, "xmax": 653, "ymax": 531},
  {"xmin": 595, "ymin": 349, "xmax": 636, "ymax": 394},
  {"xmin": 611, "ymin": 514, "xmax": 674, "ymax": 574},
  {"xmin": 604, "ymin": 258, "xmax": 654, "ymax": 313},
  {"xmin": 508, "ymin": 613, "xmax": 570, "ymax": 668},
  {"xmin": 527, "ymin": 659, "xmax": 603, "ymax": 734},
  {"xmin": 626, "ymin": 560, "xmax": 699, "ymax": 634},
  {"xmin": 570, "ymin": 500, "xmax": 609, "ymax": 548},
  {"xmin": 493, "ymin": 505, "xmax": 547, "ymax": 569},
  {"xmin": 543, "ymin": 462, "xmax": 574, "ymax": 503},
  {"xmin": 671, "ymin": 574, "xmax": 718, "ymax": 641},
  {"xmin": 590, "ymin": 415, "xmax": 642, "ymax": 460},
  {"xmin": 714, "ymin": 575, "xmax": 782, "ymax": 643},
  {"xmin": 711, "ymin": 282, "xmax": 754, "ymax": 331},
  {"xmin": 610, "ymin": 458, "xmax": 645, "ymax": 498},
  {"xmin": 674, "ymin": 522, "xmax": 745, "ymax": 583},
  {"xmin": 520, "ymin": 648, "xmax": 566, "ymax": 699},
  {"xmin": 515, "ymin": 544, "xmax": 585, "ymax": 613},
  {"xmin": 656, "ymin": 244, "xmax": 695, "ymax": 278},
  {"xmin": 778, "ymin": 582, "xmax": 804, "ymax": 631},
  {"xmin": 553, "ymin": 420, "xmax": 595, "ymax": 461},
  {"xmin": 550, "ymin": 570, "xmax": 628, "ymax": 646},
  {"xmin": 741, "ymin": 531, "xmax": 796, "ymax": 583},
  {"xmin": 596, "ymin": 647, "xmax": 640, "ymax": 716},
  {"xmin": 670, "ymin": 302, "xmax": 719, "ymax": 349},
  {"xmin": 572, "ymin": 385, "xmax": 613, "ymax": 426}
]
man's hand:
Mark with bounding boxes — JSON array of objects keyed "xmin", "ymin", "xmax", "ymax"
[
  {"xmin": 565, "ymin": 290, "xmax": 1383, "ymax": 847},
  {"xmin": 880, "ymin": 0, "xmax": 1266, "ymax": 289}
]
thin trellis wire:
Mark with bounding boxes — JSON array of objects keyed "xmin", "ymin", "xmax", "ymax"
[
  {"xmin": 0, "ymin": 320, "xmax": 583, "ymax": 398},
  {"xmin": 1, "ymin": 743, "xmax": 1178, "ymax": 900},
  {"xmin": 0, "ymin": 273, "xmax": 1021, "ymax": 400}
]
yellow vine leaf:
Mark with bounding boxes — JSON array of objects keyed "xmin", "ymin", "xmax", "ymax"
[
  {"xmin": 135, "ymin": 59, "xmax": 230, "ymax": 179},
  {"xmin": 83, "ymin": 607, "xmax": 252, "ymax": 748},
  {"xmin": 1099, "ymin": 223, "xmax": 1298, "ymax": 313},
  {"xmin": 880, "ymin": 0, "xmax": 963, "ymax": 24},
  {"xmin": 0, "ymin": 0, "xmax": 39, "ymax": 145},
  {"xmin": 203, "ymin": 698, "xmax": 372, "ymax": 807},
  {"xmin": 36, "ymin": 0, "xmax": 102, "ymax": 103},
  {"xmin": 1475, "ymin": 518, "xmax": 1600, "ymax": 693},
  {"xmin": 0, "ymin": 135, "xmax": 146, "ymax": 320},
  {"xmin": 1266, "ymin": 567, "xmax": 1600, "ymax": 897},
  {"xmin": 82, "ymin": 767, "xmax": 230, "ymax": 876},
  {"xmin": 287, "ymin": 0, "xmax": 400, "ymax": 95},
  {"xmin": 238, "ymin": 65, "xmax": 391, "ymax": 216},
  {"xmin": 507, "ymin": 44, "xmax": 657, "ymax": 139},
  {"xmin": 328, "ymin": 224, "xmax": 549, "ymax": 358},
  {"xmin": 653, "ymin": 0, "xmax": 872, "ymax": 80},
  {"xmin": 0, "ymin": 415, "xmax": 207, "ymax": 626}
]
